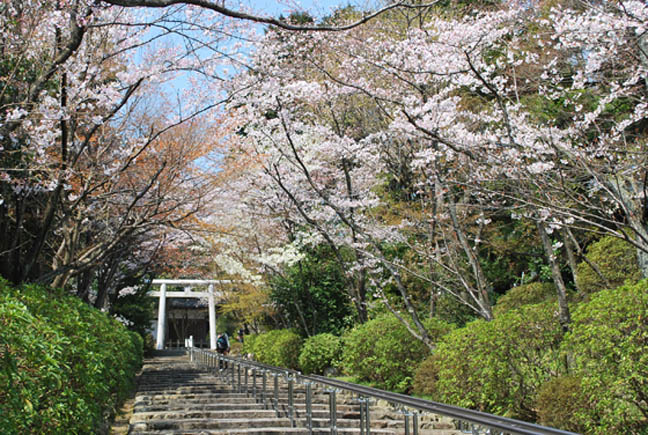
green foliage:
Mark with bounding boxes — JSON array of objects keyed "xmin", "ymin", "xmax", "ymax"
[
  {"xmin": 412, "ymin": 353, "xmax": 442, "ymax": 397},
  {"xmin": 340, "ymin": 314, "xmax": 453, "ymax": 393},
  {"xmin": 559, "ymin": 280, "xmax": 648, "ymax": 434},
  {"xmin": 535, "ymin": 376, "xmax": 589, "ymax": 433},
  {"xmin": 242, "ymin": 333, "xmax": 259, "ymax": 356},
  {"xmin": 215, "ymin": 310, "xmax": 238, "ymax": 336},
  {"xmin": 429, "ymin": 302, "xmax": 564, "ymax": 420},
  {"xmin": 298, "ymin": 333, "xmax": 342, "ymax": 375},
  {"xmin": 247, "ymin": 329, "xmax": 303, "ymax": 369},
  {"xmin": 111, "ymin": 286, "xmax": 155, "ymax": 338},
  {"xmin": 433, "ymin": 293, "xmax": 477, "ymax": 327},
  {"xmin": 575, "ymin": 236, "xmax": 641, "ymax": 293},
  {"xmin": 493, "ymin": 282, "xmax": 556, "ymax": 316},
  {"xmin": 0, "ymin": 279, "xmax": 142, "ymax": 434},
  {"xmin": 270, "ymin": 244, "xmax": 354, "ymax": 336}
]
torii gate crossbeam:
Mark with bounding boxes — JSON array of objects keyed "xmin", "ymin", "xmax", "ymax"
[{"xmin": 149, "ymin": 279, "xmax": 229, "ymax": 350}]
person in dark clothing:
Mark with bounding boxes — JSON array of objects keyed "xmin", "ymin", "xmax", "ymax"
[{"xmin": 216, "ymin": 332, "xmax": 230, "ymax": 369}]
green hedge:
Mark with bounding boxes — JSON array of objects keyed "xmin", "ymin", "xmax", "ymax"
[
  {"xmin": 549, "ymin": 279, "xmax": 648, "ymax": 433},
  {"xmin": 245, "ymin": 329, "xmax": 302, "ymax": 369},
  {"xmin": 0, "ymin": 279, "xmax": 143, "ymax": 434},
  {"xmin": 419, "ymin": 301, "xmax": 564, "ymax": 420},
  {"xmin": 493, "ymin": 282, "xmax": 556, "ymax": 316},
  {"xmin": 341, "ymin": 314, "xmax": 453, "ymax": 393},
  {"xmin": 575, "ymin": 235, "xmax": 641, "ymax": 293},
  {"xmin": 298, "ymin": 333, "xmax": 342, "ymax": 375}
]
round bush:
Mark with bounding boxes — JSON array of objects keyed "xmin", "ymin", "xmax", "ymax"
[
  {"xmin": 431, "ymin": 301, "xmax": 564, "ymax": 420},
  {"xmin": 249, "ymin": 329, "xmax": 303, "ymax": 369},
  {"xmin": 298, "ymin": 333, "xmax": 342, "ymax": 375},
  {"xmin": 493, "ymin": 282, "xmax": 556, "ymax": 316},
  {"xmin": 575, "ymin": 235, "xmax": 641, "ymax": 293},
  {"xmin": 341, "ymin": 314, "xmax": 453, "ymax": 393},
  {"xmin": 559, "ymin": 279, "xmax": 648, "ymax": 434}
]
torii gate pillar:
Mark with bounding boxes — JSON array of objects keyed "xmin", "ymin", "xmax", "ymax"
[
  {"xmin": 156, "ymin": 283, "xmax": 167, "ymax": 350},
  {"xmin": 208, "ymin": 284, "xmax": 217, "ymax": 350}
]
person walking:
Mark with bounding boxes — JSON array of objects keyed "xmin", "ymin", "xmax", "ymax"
[{"xmin": 216, "ymin": 332, "xmax": 230, "ymax": 369}]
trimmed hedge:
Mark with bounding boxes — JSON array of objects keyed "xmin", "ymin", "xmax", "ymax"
[
  {"xmin": 575, "ymin": 235, "xmax": 641, "ymax": 293},
  {"xmin": 245, "ymin": 329, "xmax": 302, "ymax": 370},
  {"xmin": 493, "ymin": 282, "xmax": 556, "ymax": 316},
  {"xmin": 418, "ymin": 301, "xmax": 564, "ymax": 420},
  {"xmin": 549, "ymin": 279, "xmax": 648, "ymax": 433},
  {"xmin": 298, "ymin": 333, "xmax": 342, "ymax": 375},
  {"xmin": 0, "ymin": 279, "xmax": 143, "ymax": 434},
  {"xmin": 341, "ymin": 314, "xmax": 453, "ymax": 393}
]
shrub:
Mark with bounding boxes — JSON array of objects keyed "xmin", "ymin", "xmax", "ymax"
[
  {"xmin": 242, "ymin": 333, "xmax": 259, "ymax": 356},
  {"xmin": 575, "ymin": 235, "xmax": 641, "ymax": 293},
  {"xmin": 412, "ymin": 353, "xmax": 442, "ymax": 397},
  {"xmin": 558, "ymin": 279, "xmax": 648, "ymax": 434},
  {"xmin": 535, "ymin": 376, "xmax": 589, "ymax": 433},
  {"xmin": 430, "ymin": 301, "xmax": 565, "ymax": 420},
  {"xmin": 298, "ymin": 333, "xmax": 342, "ymax": 375},
  {"xmin": 249, "ymin": 329, "xmax": 302, "ymax": 369},
  {"xmin": 341, "ymin": 314, "xmax": 453, "ymax": 393},
  {"xmin": 0, "ymin": 279, "xmax": 142, "ymax": 434},
  {"xmin": 493, "ymin": 282, "xmax": 556, "ymax": 316}
]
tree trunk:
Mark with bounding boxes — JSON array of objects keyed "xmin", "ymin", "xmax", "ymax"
[{"xmin": 537, "ymin": 221, "xmax": 571, "ymax": 331}]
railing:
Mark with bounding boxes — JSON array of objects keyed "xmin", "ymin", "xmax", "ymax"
[{"xmin": 190, "ymin": 348, "xmax": 578, "ymax": 435}]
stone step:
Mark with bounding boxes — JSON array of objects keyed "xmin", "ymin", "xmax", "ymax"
[
  {"xmin": 131, "ymin": 416, "xmax": 294, "ymax": 431},
  {"xmin": 131, "ymin": 409, "xmax": 279, "ymax": 422},
  {"xmin": 136, "ymin": 392, "xmax": 252, "ymax": 400},
  {"xmin": 136, "ymin": 387, "xmax": 239, "ymax": 395},
  {"xmin": 126, "ymin": 354, "xmax": 462, "ymax": 435},
  {"xmin": 130, "ymin": 428, "xmax": 399, "ymax": 435},
  {"xmin": 133, "ymin": 402, "xmax": 268, "ymax": 412}
]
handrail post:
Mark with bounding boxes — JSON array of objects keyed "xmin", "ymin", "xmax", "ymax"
[
  {"xmin": 273, "ymin": 373, "xmax": 279, "ymax": 414},
  {"xmin": 237, "ymin": 362, "xmax": 242, "ymax": 393},
  {"xmin": 306, "ymin": 382, "xmax": 313, "ymax": 434},
  {"xmin": 288, "ymin": 374, "xmax": 295, "ymax": 427},
  {"xmin": 359, "ymin": 398, "xmax": 368, "ymax": 435},
  {"xmin": 252, "ymin": 368, "xmax": 257, "ymax": 397},
  {"xmin": 262, "ymin": 370, "xmax": 268, "ymax": 408},
  {"xmin": 404, "ymin": 411, "xmax": 411, "ymax": 435},
  {"xmin": 327, "ymin": 389, "xmax": 338, "ymax": 435},
  {"xmin": 412, "ymin": 412, "xmax": 419, "ymax": 435},
  {"xmin": 365, "ymin": 398, "xmax": 370, "ymax": 435},
  {"xmin": 244, "ymin": 364, "xmax": 249, "ymax": 395}
]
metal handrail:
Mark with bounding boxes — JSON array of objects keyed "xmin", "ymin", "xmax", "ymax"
[{"xmin": 190, "ymin": 348, "xmax": 578, "ymax": 435}]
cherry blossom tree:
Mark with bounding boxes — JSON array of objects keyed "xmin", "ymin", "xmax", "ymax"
[{"xmin": 210, "ymin": 0, "xmax": 648, "ymax": 342}]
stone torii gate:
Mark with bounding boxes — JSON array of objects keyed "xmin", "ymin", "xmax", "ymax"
[{"xmin": 149, "ymin": 279, "xmax": 229, "ymax": 350}]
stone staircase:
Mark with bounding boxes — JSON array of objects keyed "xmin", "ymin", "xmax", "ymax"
[{"xmin": 127, "ymin": 351, "xmax": 461, "ymax": 435}]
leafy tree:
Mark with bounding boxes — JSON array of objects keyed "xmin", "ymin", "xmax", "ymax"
[{"xmin": 269, "ymin": 244, "xmax": 354, "ymax": 336}]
